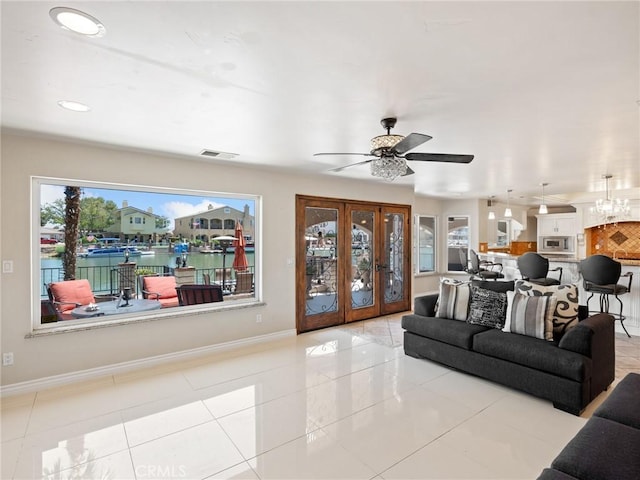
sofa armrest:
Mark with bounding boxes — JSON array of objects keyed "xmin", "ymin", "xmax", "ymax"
[
  {"xmin": 414, "ymin": 293, "xmax": 439, "ymax": 317},
  {"xmin": 559, "ymin": 313, "xmax": 615, "ymax": 397}
]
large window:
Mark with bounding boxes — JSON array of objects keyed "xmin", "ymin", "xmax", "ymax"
[
  {"xmin": 34, "ymin": 177, "xmax": 260, "ymax": 331},
  {"xmin": 447, "ymin": 216, "xmax": 469, "ymax": 271},
  {"xmin": 415, "ymin": 215, "xmax": 436, "ymax": 274}
]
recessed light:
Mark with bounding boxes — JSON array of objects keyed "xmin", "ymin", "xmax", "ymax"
[
  {"xmin": 57, "ymin": 100, "xmax": 91, "ymax": 112},
  {"xmin": 49, "ymin": 7, "xmax": 106, "ymax": 37}
]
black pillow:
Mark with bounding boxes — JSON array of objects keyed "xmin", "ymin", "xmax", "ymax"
[{"xmin": 467, "ymin": 286, "xmax": 508, "ymax": 329}]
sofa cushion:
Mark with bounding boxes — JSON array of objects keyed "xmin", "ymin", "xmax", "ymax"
[
  {"xmin": 401, "ymin": 314, "xmax": 489, "ymax": 350},
  {"xmin": 592, "ymin": 372, "xmax": 640, "ymax": 430},
  {"xmin": 504, "ymin": 291, "xmax": 555, "ymax": 341},
  {"xmin": 435, "ymin": 278, "xmax": 471, "ymax": 321},
  {"xmin": 472, "ymin": 329, "xmax": 589, "ymax": 381},
  {"xmin": 550, "ymin": 416, "xmax": 640, "ymax": 480},
  {"xmin": 467, "ymin": 286, "xmax": 508, "ymax": 329},
  {"xmin": 515, "ymin": 281, "xmax": 579, "ymax": 336}
]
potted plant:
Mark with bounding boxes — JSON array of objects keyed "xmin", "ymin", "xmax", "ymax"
[
  {"xmin": 358, "ymin": 257, "xmax": 372, "ymax": 290},
  {"xmin": 305, "ymin": 260, "xmax": 315, "ymax": 297}
]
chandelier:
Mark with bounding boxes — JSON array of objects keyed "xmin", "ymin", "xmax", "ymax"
[
  {"xmin": 369, "ymin": 134, "xmax": 408, "ymax": 180},
  {"xmin": 370, "ymin": 154, "xmax": 407, "ymax": 181},
  {"xmin": 592, "ymin": 174, "xmax": 630, "ymax": 224}
]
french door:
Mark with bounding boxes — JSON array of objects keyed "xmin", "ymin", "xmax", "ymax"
[{"xmin": 296, "ymin": 195, "xmax": 411, "ymax": 333}]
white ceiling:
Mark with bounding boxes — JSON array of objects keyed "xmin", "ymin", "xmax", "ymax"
[{"xmin": 2, "ymin": 1, "xmax": 639, "ymax": 206}]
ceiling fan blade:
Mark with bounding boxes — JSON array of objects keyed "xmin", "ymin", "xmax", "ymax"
[
  {"xmin": 402, "ymin": 166, "xmax": 415, "ymax": 177},
  {"xmin": 393, "ymin": 133, "xmax": 432, "ymax": 155},
  {"xmin": 313, "ymin": 152, "xmax": 371, "ymax": 157},
  {"xmin": 329, "ymin": 159, "xmax": 373, "ymax": 173},
  {"xmin": 405, "ymin": 152, "xmax": 474, "ymax": 163}
]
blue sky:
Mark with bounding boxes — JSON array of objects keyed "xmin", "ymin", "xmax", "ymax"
[{"xmin": 41, "ymin": 184, "xmax": 255, "ymax": 230}]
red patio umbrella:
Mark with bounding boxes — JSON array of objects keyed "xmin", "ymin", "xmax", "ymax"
[{"xmin": 232, "ymin": 221, "xmax": 249, "ymax": 272}]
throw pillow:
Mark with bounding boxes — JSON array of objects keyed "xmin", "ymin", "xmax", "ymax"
[
  {"xmin": 467, "ymin": 286, "xmax": 508, "ymax": 329},
  {"xmin": 504, "ymin": 291, "xmax": 556, "ymax": 341},
  {"xmin": 515, "ymin": 281, "xmax": 579, "ymax": 335},
  {"xmin": 435, "ymin": 278, "xmax": 471, "ymax": 321}
]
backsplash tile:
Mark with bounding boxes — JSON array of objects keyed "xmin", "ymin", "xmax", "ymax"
[{"xmin": 588, "ymin": 221, "xmax": 640, "ymax": 258}]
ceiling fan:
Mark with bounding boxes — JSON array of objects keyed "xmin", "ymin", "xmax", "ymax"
[{"xmin": 314, "ymin": 117, "xmax": 474, "ymax": 181}]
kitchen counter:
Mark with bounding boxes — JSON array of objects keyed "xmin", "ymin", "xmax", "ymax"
[{"xmin": 479, "ymin": 252, "xmax": 640, "ymax": 336}]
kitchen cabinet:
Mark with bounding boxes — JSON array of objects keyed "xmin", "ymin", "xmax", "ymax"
[{"xmin": 537, "ymin": 213, "xmax": 577, "ymax": 236}]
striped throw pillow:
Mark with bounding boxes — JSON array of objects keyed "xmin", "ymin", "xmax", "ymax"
[
  {"xmin": 436, "ymin": 278, "xmax": 471, "ymax": 321},
  {"xmin": 503, "ymin": 291, "xmax": 556, "ymax": 341}
]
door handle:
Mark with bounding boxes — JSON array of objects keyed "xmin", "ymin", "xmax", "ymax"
[{"xmin": 376, "ymin": 263, "xmax": 388, "ymax": 271}]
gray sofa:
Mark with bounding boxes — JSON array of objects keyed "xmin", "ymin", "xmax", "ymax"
[
  {"xmin": 401, "ymin": 280, "xmax": 615, "ymax": 415},
  {"xmin": 538, "ymin": 372, "xmax": 640, "ymax": 479}
]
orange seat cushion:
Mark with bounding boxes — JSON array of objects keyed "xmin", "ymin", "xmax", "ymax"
[
  {"xmin": 143, "ymin": 276, "xmax": 178, "ymax": 307},
  {"xmin": 49, "ymin": 280, "xmax": 96, "ymax": 313}
]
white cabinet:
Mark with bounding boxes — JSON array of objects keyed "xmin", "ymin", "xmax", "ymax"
[{"xmin": 537, "ymin": 213, "xmax": 577, "ymax": 236}]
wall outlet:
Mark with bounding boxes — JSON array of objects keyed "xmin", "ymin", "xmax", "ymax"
[
  {"xmin": 2, "ymin": 260, "xmax": 13, "ymax": 274},
  {"xmin": 256, "ymin": 314, "xmax": 262, "ymax": 323},
  {"xmin": 3, "ymin": 353, "xmax": 14, "ymax": 366}
]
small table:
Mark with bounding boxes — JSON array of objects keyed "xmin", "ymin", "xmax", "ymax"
[{"xmin": 71, "ymin": 299, "xmax": 162, "ymax": 318}]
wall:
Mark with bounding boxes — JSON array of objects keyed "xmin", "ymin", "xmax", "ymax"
[{"xmin": 1, "ymin": 132, "xmax": 418, "ymax": 386}]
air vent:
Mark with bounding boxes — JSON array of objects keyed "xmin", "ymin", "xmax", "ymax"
[{"xmin": 199, "ymin": 149, "xmax": 238, "ymax": 160}]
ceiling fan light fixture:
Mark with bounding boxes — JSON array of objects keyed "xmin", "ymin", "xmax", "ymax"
[
  {"xmin": 370, "ymin": 155, "xmax": 407, "ymax": 181},
  {"xmin": 49, "ymin": 7, "xmax": 106, "ymax": 37},
  {"xmin": 370, "ymin": 134, "xmax": 404, "ymax": 155}
]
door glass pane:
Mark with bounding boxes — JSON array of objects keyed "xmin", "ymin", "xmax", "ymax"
[
  {"xmin": 351, "ymin": 210, "xmax": 374, "ymax": 309},
  {"xmin": 383, "ymin": 212, "xmax": 404, "ymax": 304},
  {"xmin": 305, "ymin": 207, "xmax": 338, "ymax": 315},
  {"xmin": 447, "ymin": 216, "xmax": 469, "ymax": 271}
]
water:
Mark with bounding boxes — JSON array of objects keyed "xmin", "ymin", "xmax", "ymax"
[{"xmin": 41, "ymin": 251, "xmax": 254, "ymax": 271}]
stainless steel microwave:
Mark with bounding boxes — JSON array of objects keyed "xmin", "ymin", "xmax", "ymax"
[{"xmin": 539, "ymin": 236, "xmax": 574, "ymax": 253}]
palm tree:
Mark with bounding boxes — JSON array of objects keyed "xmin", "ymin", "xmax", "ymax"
[{"xmin": 63, "ymin": 186, "xmax": 81, "ymax": 280}]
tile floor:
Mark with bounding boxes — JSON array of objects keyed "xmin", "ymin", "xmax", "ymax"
[{"xmin": 1, "ymin": 314, "xmax": 639, "ymax": 480}]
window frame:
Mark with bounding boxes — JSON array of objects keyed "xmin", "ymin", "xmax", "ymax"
[
  {"xmin": 414, "ymin": 214, "xmax": 437, "ymax": 275},
  {"xmin": 446, "ymin": 215, "xmax": 470, "ymax": 273},
  {"xmin": 31, "ymin": 176, "xmax": 261, "ymax": 333}
]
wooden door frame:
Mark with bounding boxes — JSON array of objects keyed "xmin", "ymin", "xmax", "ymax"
[{"xmin": 296, "ymin": 195, "xmax": 411, "ymax": 333}]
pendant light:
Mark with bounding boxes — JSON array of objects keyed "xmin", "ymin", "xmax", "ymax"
[
  {"xmin": 504, "ymin": 189, "xmax": 513, "ymax": 218},
  {"xmin": 488, "ymin": 196, "xmax": 496, "ymax": 220},
  {"xmin": 539, "ymin": 183, "xmax": 548, "ymax": 215}
]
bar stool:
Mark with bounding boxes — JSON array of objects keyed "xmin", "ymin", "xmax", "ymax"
[
  {"xmin": 579, "ymin": 255, "xmax": 633, "ymax": 337},
  {"xmin": 517, "ymin": 252, "xmax": 563, "ymax": 286}
]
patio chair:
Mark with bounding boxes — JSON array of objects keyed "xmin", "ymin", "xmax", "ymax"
[
  {"xmin": 235, "ymin": 272, "xmax": 254, "ymax": 294},
  {"xmin": 176, "ymin": 284, "xmax": 224, "ymax": 306},
  {"xmin": 141, "ymin": 275, "xmax": 179, "ymax": 308},
  {"xmin": 47, "ymin": 279, "xmax": 97, "ymax": 318}
]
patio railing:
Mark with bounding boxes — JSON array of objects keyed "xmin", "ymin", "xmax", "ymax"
[{"xmin": 40, "ymin": 265, "xmax": 255, "ymax": 298}]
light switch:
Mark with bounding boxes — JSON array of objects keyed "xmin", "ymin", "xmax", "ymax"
[{"xmin": 2, "ymin": 261, "xmax": 13, "ymax": 274}]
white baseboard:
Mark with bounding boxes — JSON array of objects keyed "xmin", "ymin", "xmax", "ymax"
[{"xmin": 0, "ymin": 329, "xmax": 296, "ymax": 398}]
